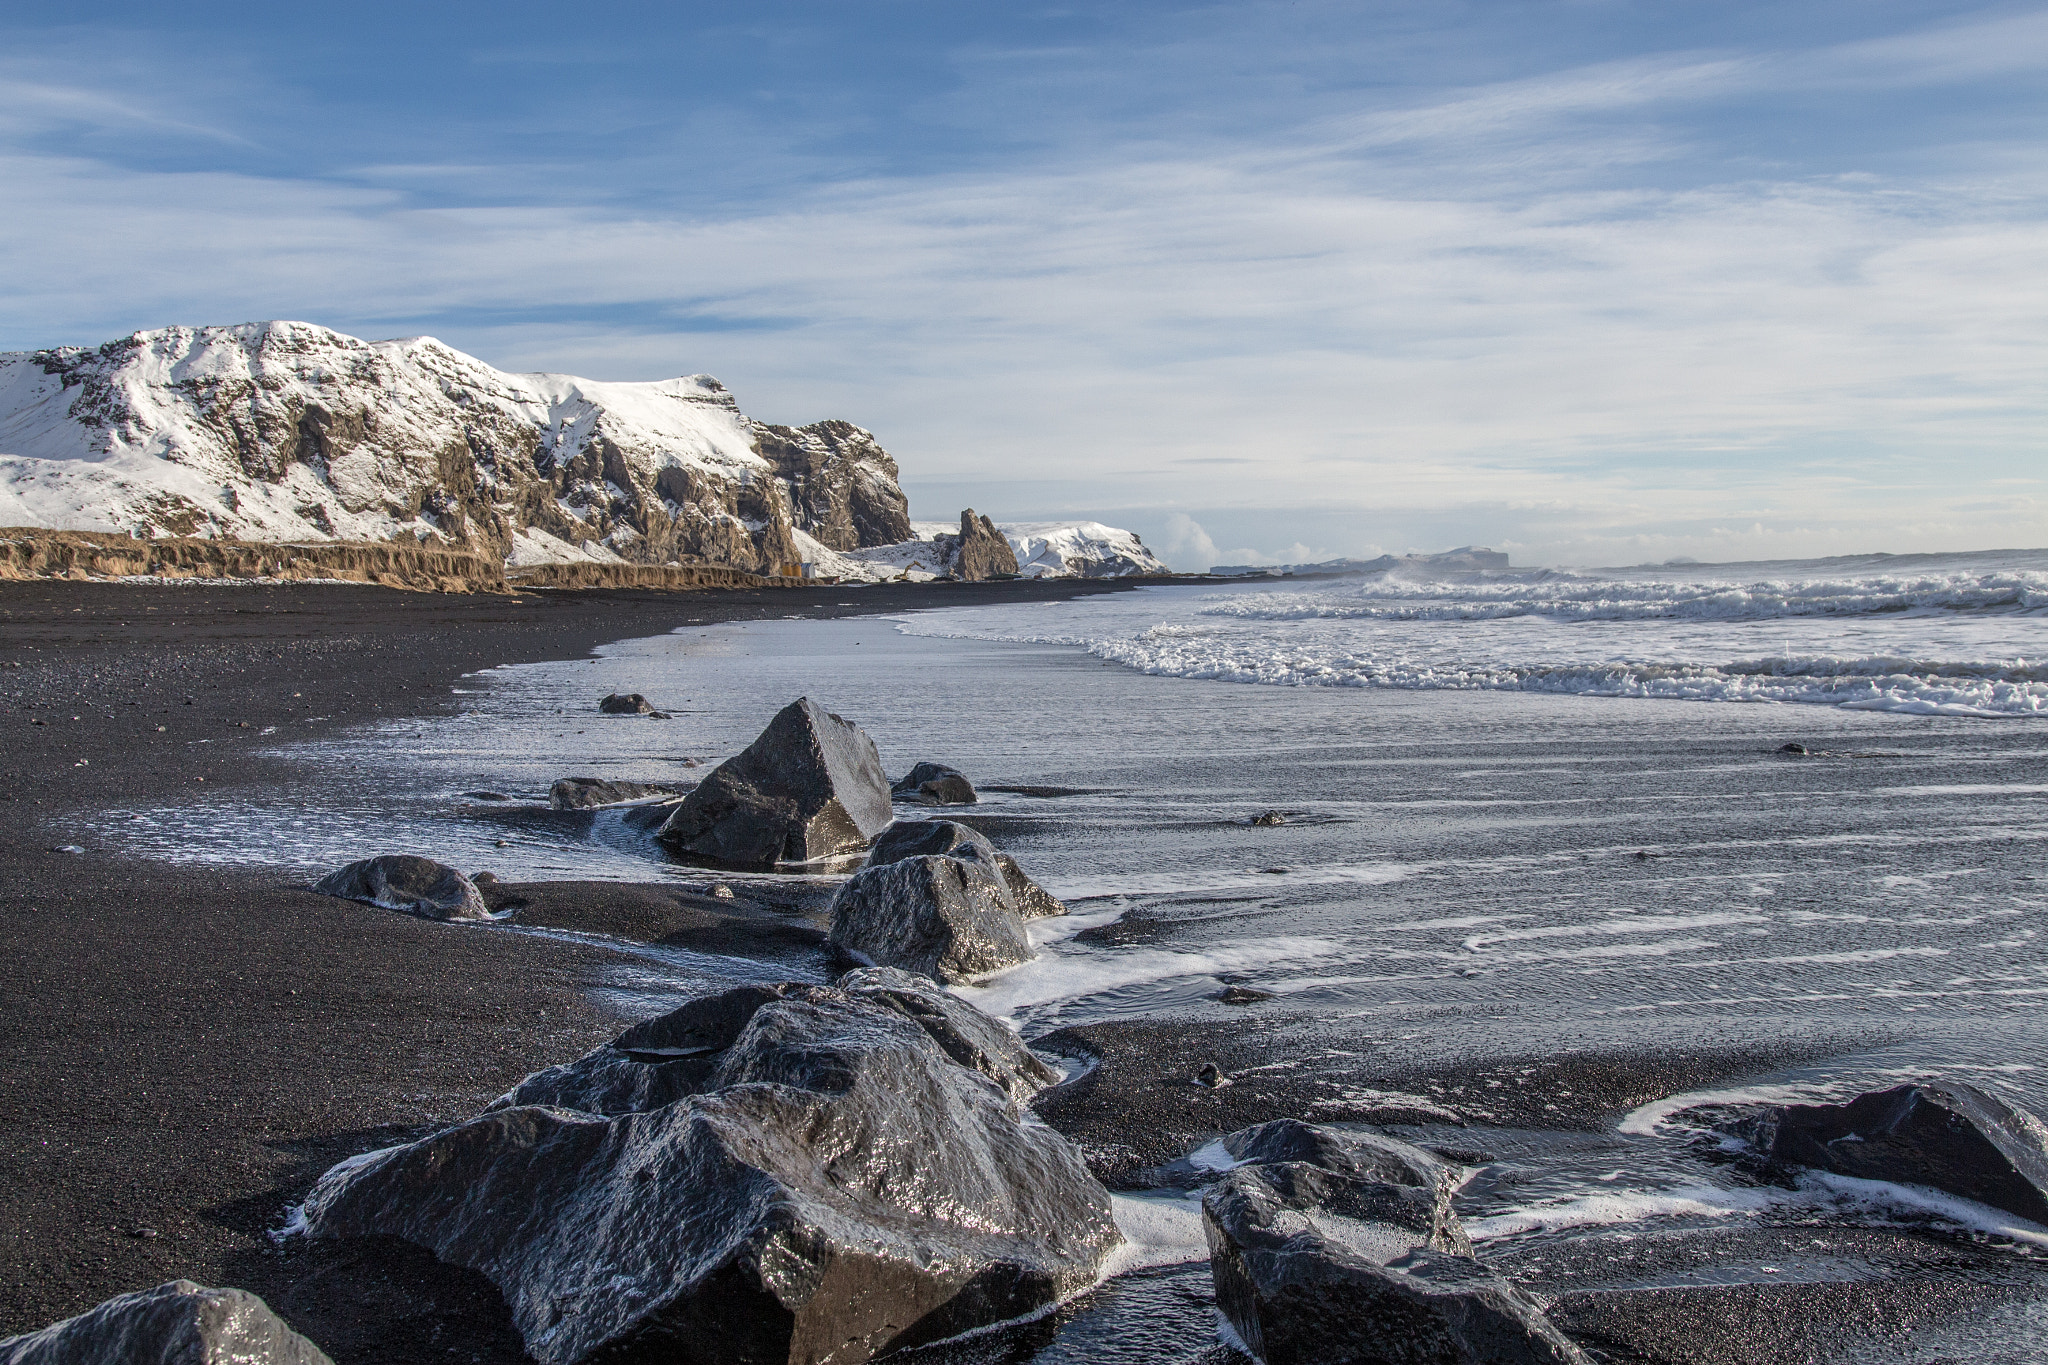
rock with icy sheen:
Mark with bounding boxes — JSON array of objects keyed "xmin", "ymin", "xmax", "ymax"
[
  {"xmin": 1735, "ymin": 1081, "xmax": 2048, "ymax": 1224},
  {"xmin": 548, "ymin": 777, "xmax": 684, "ymax": 810},
  {"xmin": 0, "ymin": 1280, "xmax": 332, "ymax": 1365},
  {"xmin": 311, "ymin": 855, "xmax": 491, "ymax": 921},
  {"xmin": 1201, "ymin": 1120, "xmax": 1582, "ymax": 1364},
  {"xmin": 300, "ymin": 977, "xmax": 1120, "ymax": 1365},
  {"xmin": 656, "ymin": 698, "xmax": 892, "ymax": 867},
  {"xmin": 598, "ymin": 693, "xmax": 660, "ymax": 715}
]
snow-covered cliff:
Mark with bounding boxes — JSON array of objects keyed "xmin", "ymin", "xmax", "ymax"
[
  {"xmin": 0, "ymin": 321, "xmax": 910, "ymax": 574},
  {"xmin": 803, "ymin": 519, "xmax": 1169, "ymax": 581}
]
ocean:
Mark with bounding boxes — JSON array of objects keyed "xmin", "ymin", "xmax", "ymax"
[{"xmin": 83, "ymin": 548, "xmax": 2048, "ymax": 1362}]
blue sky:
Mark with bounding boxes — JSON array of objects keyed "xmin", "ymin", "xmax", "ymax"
[{"xmin": 2, "ymin": 1, "xmax": 2044, "ymax": 566}]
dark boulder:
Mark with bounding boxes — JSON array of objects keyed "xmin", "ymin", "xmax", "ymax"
[
  {"xmin": 548, "ymin": 777, "xmax": 686, "ymax": 811},
  {"xmin": 599, "ymin": 693, "xmax": 660, "ymax": 715},
  {"xmin": 866, "ymin": 820, "xmax": 1066, "ymax": 920},
  {"xmin": 952, "ymin": 509, "xmax": 1020, "ymax": 582},
  {"xmin": 312, "ymin": 855, "xmax": 491, "ymax": 921},
  {"xmin": 830, "ymin": 850, "xmax": 1033, "ymax": 983},
  {"xmin": 300, "ymin": 979, "xmax": 1121, "ymax": 1365},
  {"xmin": 0, "ymin": 1280, "xmax": 333, "ymax": 1365},
  {"xmin": 656, "ymin": 698, "xmax": 892, "ymax": 868},
  {"xmin": 1731, "ymin": 1081, "xmax": 2048, "ymax": 1223},
  {"xmin": 1249, "ymin": 810, "xmax": 1287, "ymax": 827},
  {"xmin": 1204, "ymin": 1130, "xmax": 1582, "ymax": 1365},
  {"xmin": 893, "ymin": 761, "xmax": 980, "ymax": 806}
]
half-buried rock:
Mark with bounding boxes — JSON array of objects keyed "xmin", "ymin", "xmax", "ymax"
[
  {"xmin": 0, "ymin": 1280, "xmax": 333, "ymax": 1365},
  {"xmin": 1203, "ymin": 1119, "xmax": 1584, "ymax": 1365},
  {"xmin": 1732, "ymin": 1080, "xmax": 2048, "ymax": 1224},
  {"xmin": 657, "ymin": 697, "xmax": 892, "ymax": 868},
  {"xmin": 548, "ymin": 777, "xmax": 686, "ymax": 811},
  {"xmin": 311, "ymin": 855, "xmax": 491, "ymax": 921},
  {"xmin": 892, "ymin": 761, "xmax": 979, "ymax": 805},
  {"xmin": 297, "ymin": 970, "xmax": 1120, "ymax": 1365},
  {"xmin": 829, "ymin": 820, "xmax": 1064, "ymax": 982}
]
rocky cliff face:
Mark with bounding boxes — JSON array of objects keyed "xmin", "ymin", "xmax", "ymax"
[
  {"xmin": 0, "ymin": 322, "xmax": 911, "ymax": 574},
  {"xmin": 939, "ymin": 509, "xmax": 1021, "ymax": 581}
]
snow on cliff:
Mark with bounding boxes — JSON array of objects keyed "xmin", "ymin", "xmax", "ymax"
[
  {"xmin": 0, "ymin": 321, "xmax": 910, "ymax": 574},
  {"xmin": 806, "ymin": 519, "xmax": 1168, "ymax": 582}
]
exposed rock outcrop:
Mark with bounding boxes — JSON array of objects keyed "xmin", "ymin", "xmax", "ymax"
[
  {"xmin": 311, "ymin": 855, "xmax": 492, "ymax": 921},
  {"xmin": 0, "ymin": 528, "xmax": 504, "ymax": 591},
  {"xmin": 947, "ymin": 509, "xmax": 1020, "ymax": 581},
  {"xmin": 1202, "ymin": 1119, "xmax": 1584, "ymax": 1365},
  {"xmin": 892, "ymin": 761, "xmax": 979, "ymax": 805},
  {"xmin": 656, "ymin": 698, "xmax": 893, "ymax": 867},
  {"xmin": 0, "ymin": 1280, "xmax": 332, "ymax": 1365},
  {"xmin": 0, "ymin": 322, "xmax": 912, "ymax": 575},
  {"xmin": 751, "ymin": 419, "xmax": 912, "ymax": 551},
  {"xmin": 299, "ymin": 973, "xmax": 1121, "ymax": 1365},
  {"xmin": 1732, "ymin": 1081, "xmax": 2048, "ymax": 1223},
  {"xmin": 598, "ymin": 693, "xmax": 660, "ymax": 715}
]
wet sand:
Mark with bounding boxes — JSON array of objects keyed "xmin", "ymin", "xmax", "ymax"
[{"xmin": 0, "ymin": 577, "xmax": 1131, "ymax": 1358}]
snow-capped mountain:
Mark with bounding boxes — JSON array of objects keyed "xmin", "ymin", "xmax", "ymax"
[{"xmin": 0, "ymin": 321, "xmax": 910, "ymax": 573}]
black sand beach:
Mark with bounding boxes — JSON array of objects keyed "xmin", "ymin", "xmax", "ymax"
[
  {"xmin": 7, "ymin": 575, "xmax": 2047, "ymax": 1365},
  {"xmin": 0, "ymin": 577, "xmax": 1131, "ymax": 1360}
]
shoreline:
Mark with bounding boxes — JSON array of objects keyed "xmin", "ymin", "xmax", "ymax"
[{"xmin": 0, "ymin": 576, "xmax": 1136, "ymax": 1354}]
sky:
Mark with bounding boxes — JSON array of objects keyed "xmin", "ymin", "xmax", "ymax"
[{"xmin": 1, "ymin": 1, "xmax": 2044, "ymax": 568}]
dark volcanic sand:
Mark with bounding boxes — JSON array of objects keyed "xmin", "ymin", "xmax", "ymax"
[{"xmin": 0, "ymin": 577, "xmax": 1131, "ymax": 1358}]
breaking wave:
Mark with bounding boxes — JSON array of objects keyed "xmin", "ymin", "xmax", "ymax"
[
  {"xmin": 1205, "ymin": 566, "xmax": 2048, "ymax": 624},
  {"xmin": 894, "ymin": 550, "xmax": 2048, "ymax": 717}
]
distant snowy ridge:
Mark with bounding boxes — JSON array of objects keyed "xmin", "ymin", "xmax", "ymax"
[
  {"xmin": 0, "ymin": 321, "xmax": 911, "ymax": 575},
  {"xmin": 800, "ymin": 519, "xmax": 1169, "ymax": 582},
  {"xmin": 1210, "ymin": 546, "xmax": 1509, "ymax": 577}
]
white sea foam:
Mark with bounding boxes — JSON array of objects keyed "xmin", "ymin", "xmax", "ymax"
[
  {"xmin": 1466, "ymin": 1184, "xmax": 1779, "ymax": 1241},
  {"xmin": 892, "ymin": 550, "xmax": 2048, "ymax": 716},
  {"xmin": 954, "ymin": 934, "xmax": 1340, "ymax": 1024}
]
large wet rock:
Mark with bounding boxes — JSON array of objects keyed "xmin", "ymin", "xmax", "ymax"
[
  {"xmin": 299, "ymin": 974, "xmax": 1120, "ymax": 1365},
  {"xmin": 549, "ymin": 777, "xmax": 686, "ymax": 811},
  {"xmin": 598, "ymin": 693, "xmax": 661, "ymax": 715},
  {"xmin": 0, "ymin": 1280, "xmax": 333, "ymax": 1365},
  {"xmin": 830, "ymin": 853, "xmax": 1031, "ymax": 983},
  {"xmin": 829, "ymin": 819, "xmax": 1065, "ymax": 982},
  {"xmin": 311, "ymin": 855, "xmax": 491, "ymax": 921},
  {"xmin": 656, "ymin": 698, "xmax": 892, "ymax": 868},
  {"xmin": 866, "ymin": 819, "xmax": 1066, "ymax": 920},
  {"xmin": 1220, "ymin": 1120, "xmax": 1473, "ymax": 1256},
  {"xmin": 1735, "ymin": 1081, "xmax": 2048, "ymax": 1223},
  {"xmin": 892, "ymin": 761, "xmax": 979, "ymax": 806},
  {"xmin": 1203, "ymin": 1121, "xmax": 1582, "ymax": 1365}
]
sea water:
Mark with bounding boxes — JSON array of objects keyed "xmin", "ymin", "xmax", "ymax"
[{"xmin": 79, "ymin": 549, "xmax": 2048, "ymax": 1361}]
